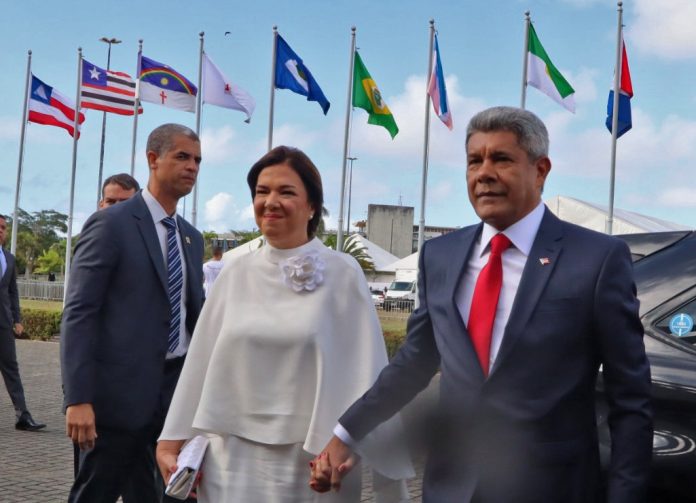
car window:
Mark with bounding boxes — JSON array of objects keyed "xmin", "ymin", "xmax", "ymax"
[{"xmin": 655, "ymin": 299, "xmax": 696, "ymax": 343}]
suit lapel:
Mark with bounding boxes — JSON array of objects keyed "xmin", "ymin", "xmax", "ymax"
[
  {"xmin": 176, "ymin": 216, "xmax": 196, "ymax": 301},
  {"xmin": 445, "ymin": 224, "xmax": 487, "ymax": 380},
  {"xmin": 132, "ymin": 193, "xmax": 169, "ymax": 294},
  {"xmin": 490, "ymin": 209, "xmax": 563, "ymax": 376}
]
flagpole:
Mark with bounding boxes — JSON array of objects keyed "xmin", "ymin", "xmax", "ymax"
[
  {"xmin": 130, "ymin": 39, "xmax": 143, "ymax": 176},
  {"xmin": 520, "ymin": 11, "xmax": 531, "ymax": 109},
  {"xmin": 96, "ymin": 37, "xmax": 122, "ymax": 209},
  {"xmin": 417, "ymin": 20, "xmax": 435, "ymax": 256},
  {"xmin": 606, "ymin": 1, "xmax": 623, "ymax": 235},
  {"xmin": 64, "ymin": 47, "xmax": 83, "ymax": 302},
  {"xmin": 11, "ymin": 50, "xmax": 32, "ymax": 256},
  {"xmin": 267, "ymin": 26, "xmax": 278, "ymax": 151},
  {"xmin": 336, "ymin": 26, "xmax": 356, "ymax": 253},
  {"xmin": 192, "ymin": 31, "xmax": 204, "ymax": 228}
]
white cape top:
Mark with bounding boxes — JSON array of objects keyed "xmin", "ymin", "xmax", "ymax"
[{"xmin": 160, "ymin": 237, "xmax": 413, "ymax": 481}]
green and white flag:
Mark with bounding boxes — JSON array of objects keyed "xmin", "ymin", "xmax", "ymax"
[{"xmin": 526, "ymin": 24, "xmax": 575, "ymax": 113}]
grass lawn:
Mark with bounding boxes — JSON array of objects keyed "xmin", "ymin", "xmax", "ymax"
[
  {"xmin": 378, "ymin": 310, "xmax": 408, "ymax": 337},
  {"xmin": 21, "ymin": 299, "xmax": 63, "ymax": 312}
]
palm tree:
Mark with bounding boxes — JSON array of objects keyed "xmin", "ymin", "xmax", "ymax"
[{"xmin": 342, "ymin": 234, "xmax": 375, "ymax": 271}]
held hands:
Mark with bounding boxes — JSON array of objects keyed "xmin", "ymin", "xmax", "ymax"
[
  {"xmin": 65, "ymin": 403, "xmax": 97, "ymax": 451},
  {"xmin": 13, "ymin": 323, "xmax": 23, "ymax": 336},
  {"xmin": 308, "ymin": 436, "xmax": 359, "ymax": 493}
]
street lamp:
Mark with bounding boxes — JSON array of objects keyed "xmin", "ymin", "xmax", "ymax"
[
  {"xmin": 95, "ymin": 37, "xmax": 122, "ymax": 209},
  {"xmin": 346, "ymin": 157, "xmax": 357, "ymax": 236}
]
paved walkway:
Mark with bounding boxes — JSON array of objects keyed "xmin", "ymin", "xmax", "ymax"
[{"xmin": 0, "ymin": 339, "xmax": 427, "ymax": 502}]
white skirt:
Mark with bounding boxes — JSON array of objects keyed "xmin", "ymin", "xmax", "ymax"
[{"xmin": 198, "ymin": 434, "xmax": 361, "ymax": 503}]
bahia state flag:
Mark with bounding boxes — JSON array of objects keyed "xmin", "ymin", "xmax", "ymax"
[
  {"xmin": 138, "ymin": 55, "xmax": 197, "ymax": 113},
  {"xmin": 606, "ymin": 37, "xmax": 633, "ymax": 138},
  {"xmin": 81, "ymin": 58, "xmax": 142, "ymax": 115},
  {"xmin": 274, "ymin": 34, "xmax": 330, "ymax": 115},
  {"xmin": 352, "ymin": 50, "xmax": 398, "ymax": 139},
  {"xmin": 526, "ymin": 24, "xmax": 575, "ymax": 113},
  {"xmin": 427, "ymin": 33, "xmax": 453, "ymax": 130},
  {"xmin": 28, "ymin": 75, "xmax": 85, "ymax": 138}
]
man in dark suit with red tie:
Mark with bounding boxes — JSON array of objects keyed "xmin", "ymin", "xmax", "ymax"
[{"xmin": 312, "ymin": 106, "xmax": 653, "ymax": 502}]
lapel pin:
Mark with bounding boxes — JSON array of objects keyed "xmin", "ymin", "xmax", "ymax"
[
  {"xmin": 185, "ymin": 236, "xmax": 191, "ymax": 245},
  {"xmin": 539, "ymin": 257, "xmax": 551, "ymax": 266}
]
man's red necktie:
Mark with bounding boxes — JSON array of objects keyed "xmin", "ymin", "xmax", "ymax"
[{"xmin": 468, "ymin": 233, "xmax": 511, "ymax": 376}]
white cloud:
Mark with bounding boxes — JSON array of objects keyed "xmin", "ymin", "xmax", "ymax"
[
  {"xmin": 0, "ymin": 116, "xmax": 20, "ymax": 141},
  {"xmin": 630, "ymin": 0, "xmax": 696, "ymax": 59},
  {"xmin": 200, "ymin": 125, "xmax": 238, "ymax": 164},
  {"xmin": 656, "ymin": 188, "xmax": 696, "ymax": 208},
  {"xmin": 565, "ymin": 67, "xmax": 599, "ymax": 104},
  {"xmin": 349, "ymin": 74, "xmax": 484, "ymax": 167}
]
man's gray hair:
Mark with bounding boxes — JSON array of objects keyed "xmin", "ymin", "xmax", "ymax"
[
  {"xmin": 466, "ymin": 106, "xmax": 549, "ymax": 160},
  {"xmin": 146, "ymin": 124, "xmax": 199, "ymax": 157}
]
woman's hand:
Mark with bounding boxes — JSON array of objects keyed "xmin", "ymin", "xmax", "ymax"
[{"xmin": 156, "ymin": 439, "xmax": 186, "ymax": 484}]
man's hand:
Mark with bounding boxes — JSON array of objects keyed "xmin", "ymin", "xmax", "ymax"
[
  {"xmin": 309, "ymin": 436, "xmax": 359, "ymax": 493},
  {"xmin": 13, "ymin": 323, "xmax": 23, "ymax": 336},
  {"xmin": 156, "ymin": 439, "xmax": 185, "ymax": 484},
  {"xmin": 65, "ymin": 403, "xmax": 97, "ymax": 451}
]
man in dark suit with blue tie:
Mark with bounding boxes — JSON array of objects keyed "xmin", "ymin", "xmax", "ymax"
[
  {"xmin": 61, "ymin": 123, "xmax": 205, "ymax": 502},
  {"xmin": 0, "ymin": 214, "xmax": 45, "ymax": 431},
  {"xmin": 312, "ymin": 107, "xmax": 653, "ymax": 502}
]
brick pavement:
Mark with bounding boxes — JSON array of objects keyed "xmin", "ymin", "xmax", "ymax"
[{"xmin": 0, "ymin": 339, "xmax": 427, "ymax": 502}]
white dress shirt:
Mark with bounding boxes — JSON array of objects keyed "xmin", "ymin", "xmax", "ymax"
[
  {"xmin": 141, "ymin": 187, "xmax": 190, "ymax": 359},
  {"xmin": 455, "ymin": 201, "xmax": 545, "ymax": 370},
  {"xmin": 0, "ymin": 246, "xmax": 6, "ymax": 277},
  {"xmin": 335, "ymin": 202, "xmax": 546, "ymax": 447}
]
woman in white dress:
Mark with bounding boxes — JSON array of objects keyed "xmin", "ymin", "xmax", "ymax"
[{"xmin": 156, "ymin": 146, "xmax": 413, "ymax": 502}]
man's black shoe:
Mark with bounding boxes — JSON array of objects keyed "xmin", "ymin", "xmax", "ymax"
[{"xmin": 15, "ymin": 413, "xmax": 46, "ymax": 431}]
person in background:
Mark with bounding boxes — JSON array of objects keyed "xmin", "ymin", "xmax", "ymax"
[
  {"xmin": 0, "ymin": 214, "xmax": 46, "ymax": 432},
  {"xmin": 157, "ymin": 146, "xmax": 412, "ymax": 502},
  {"xmin": 202, "ymin": 246, "xmax": 224, "ymax": 298},
  {"xmin": 98, "ymin": 173, "xmax": 140, "ymax": 209}
]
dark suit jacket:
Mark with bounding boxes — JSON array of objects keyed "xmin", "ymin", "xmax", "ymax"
[
  {"xmin": 340, "ymin": 208, "xmax": 653, "ymax": 503},
  {"xmin": 0, "ymin": 249, "xmax": 21, "ymax": 331},
  {"xmin": 60, "ymin": 192, "xmax": 204, "ymax": 431}
]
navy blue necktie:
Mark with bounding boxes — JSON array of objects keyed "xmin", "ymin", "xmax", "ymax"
[{"xmin": 162, "ymin": 217, "xmax": 183, "ymax": 353}]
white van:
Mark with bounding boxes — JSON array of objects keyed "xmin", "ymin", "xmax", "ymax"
[{"xmin": 383, "ymin": 280, "xmax": 416, "ymax": 312}]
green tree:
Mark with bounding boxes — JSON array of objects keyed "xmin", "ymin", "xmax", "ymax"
[
  {"xmin": 234, "ymin": 230, "xmax": 262, "ymax": 245},
  {"xmin": 323, "ymin": 234, "xmax": 375, "ymax": 272},
  {"xmin": 34, "ymin": 248, "xmax": 63, "ymax": 274},
  {"xmin": 201, "ymin": 230, "xmax": 218, "ymax": 261},
  {"xmin": 9, "ymin": 209, "xmax": 68, "ymax": 276}
]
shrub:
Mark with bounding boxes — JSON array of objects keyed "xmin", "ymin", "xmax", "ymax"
[
  {"xmin": 383, "ymin": 330, "xmax": 407, "ymax": 360},
  {"xmin": 19, "ymin": 308, "xmax": 61, "ymax": 341}
]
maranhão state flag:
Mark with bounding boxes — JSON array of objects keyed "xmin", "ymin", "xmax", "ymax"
[
  {"xmin": 202, "ymin": 53, "xmax": 255, "ymax": 122},
  {"xmin": 80, "ymin": 58, "xmax": 142, "ymax": 115},
  {"xmin": 28, "ymin": 75, "xmax": 85, "ymax": 137},
  {"xmin": 526, "ymin": 23, "xmax": 575, "ymax": 113},
  {"xmin": 138, "ymin": 55, "xmax": 197, "ymax": 113},
  {"xmin": 427, "ymin": 33, "xmax": 453, "ymax": 130},
  {"xmin": 606, "ymin": 37, "xmax": 633, "ymax": 138}
]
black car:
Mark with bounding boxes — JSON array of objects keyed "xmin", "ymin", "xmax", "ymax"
[{"xmin": 596, "ymin": 231, "xmax": 696, "ymax": 501}]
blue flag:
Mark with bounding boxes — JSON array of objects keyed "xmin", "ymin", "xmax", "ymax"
[
  {"xmin": 274, "ymin": 34, "xmax": 330, "ymax": 115},
  {"xmin": 605, "ymin": 38, "xmax": 633, "ymax": 138}
]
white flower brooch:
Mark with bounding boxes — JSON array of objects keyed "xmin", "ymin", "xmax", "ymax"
[{"xmin": 279, "ymin": 251, "xmax": 325, "ymax": 292}]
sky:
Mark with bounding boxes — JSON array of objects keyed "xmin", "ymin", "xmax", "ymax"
[{"xmin": 2, "ymin": 0, "xmax": 696, "ymax": 236}]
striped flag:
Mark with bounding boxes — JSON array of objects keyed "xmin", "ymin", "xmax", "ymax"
[
  {"xmin": 28, "ymin": 75, "xmax": 85, "ymax": 137},
  {"xmin": 80, "ymin": 58, "xmax": 142, "ymax": 115},
  {"xmin": 427, "ymin": 34, "xmax": 453, "ymax": 130},
  {"xmin": 138, "ymin": 55, "xmax": 197, "ymax": 113},
  {"xmin": 526, "ymin": 24, "xmax": 575, "ymax": 113},
  {"xmin": 606, "ymin": 37, "xmax": 633, "ymax": 138}
]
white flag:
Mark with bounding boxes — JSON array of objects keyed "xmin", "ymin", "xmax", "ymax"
[{"xmin": 202, "ymin": 53, "xmax": 255, "ymax": 122}]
